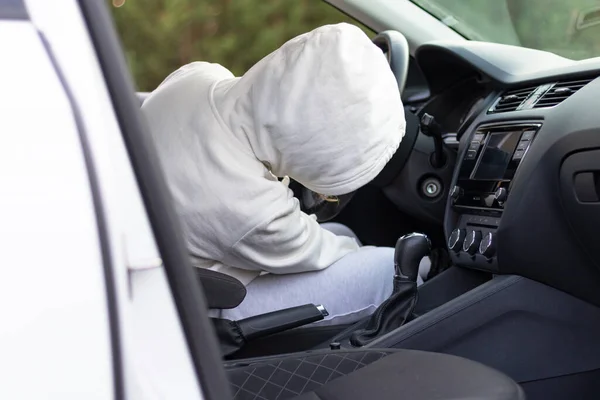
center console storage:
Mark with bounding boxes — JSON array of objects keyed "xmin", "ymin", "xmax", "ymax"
[
  {"xmin": 364, "ymin": 274, "xmax": 600, "ymax": 400},
  {"xmin": 445, "ymin": 121, "xmax": 541, "ymax": 272}
]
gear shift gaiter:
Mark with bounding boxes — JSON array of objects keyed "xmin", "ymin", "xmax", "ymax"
[{"xmin": 349, "ymin": 233, "xmax": 430, "ymax": 347}]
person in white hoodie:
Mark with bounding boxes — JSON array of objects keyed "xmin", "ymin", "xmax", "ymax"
[{"xmin": 142, "ymin": 23, "xmax": 419, "ymax": 326}]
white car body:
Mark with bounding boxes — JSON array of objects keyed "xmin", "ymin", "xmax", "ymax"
[{"xmin": 0, "ymin": 0, "xmax": 202, "ymax": 398}]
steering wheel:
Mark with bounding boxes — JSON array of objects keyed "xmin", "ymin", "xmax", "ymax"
[
  {"xmin": 371, "ymin": 30, "xmax": 410, "ymax": 95},
  {"xmin": 297, "ymin": 30, "xmax": 414, "ymax": 222}
]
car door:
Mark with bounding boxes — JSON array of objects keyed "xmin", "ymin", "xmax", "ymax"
[
  {"xmin": 0, "ymin": 2, "xmax": 115, "ymax": 398},
  {"xmin": 1, "ymin": 0, "xmax": 232, "ymax": 398}
]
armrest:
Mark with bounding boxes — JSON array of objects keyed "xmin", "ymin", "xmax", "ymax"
[
  {"xmin": 194, "ymin": 268, "xmax": 246, "ymax": 309},
  {"xmin": 237, "ymin": 304, "xmax": 329, "ymax": 340}
]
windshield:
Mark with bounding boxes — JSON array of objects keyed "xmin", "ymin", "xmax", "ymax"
[{"xmin": 411, "ymin": 0, "xmax": 600, "ymax": 60}]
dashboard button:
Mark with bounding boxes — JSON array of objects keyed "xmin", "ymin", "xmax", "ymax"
[
  {"xmin": 521, "ymin": 130, "xmax": 535, "ymax": 141},
  {"xmin": 463, "ymin": 230, "xmax": 483, "ymax": 255},
  {"xmin": 468, "ymin": 141, "xmax": 480, "ymax": 151},
  {"xmin": 479, "ymin": 232, "xmax": 496, "ymax": 258},
  {"xmin": 473, "ymin": 133, "xmax": 485, "ymax": 141},
  {"xmin": 465, "ymin": 150, "xmax": 478, "ymax": 160},
  {"xmin": 513, "ymin": 149, "xmax": 525, "ymax": 160},
  {"xmin": 448, "ymin": 228, "xmax": 466, "ymax": 253},
  {"xmin": 516, "ymin": 141, "xmax": 529, "ymax": 151}
]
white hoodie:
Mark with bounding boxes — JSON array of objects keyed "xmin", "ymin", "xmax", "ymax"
[{"xmin": 142, "ymin": 23, "xmax": 406, "ymax": 286}]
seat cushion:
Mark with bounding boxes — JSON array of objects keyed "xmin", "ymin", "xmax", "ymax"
[{"xmin": 226, "ymin": 349, "xmax": 525, "ymax": 400}]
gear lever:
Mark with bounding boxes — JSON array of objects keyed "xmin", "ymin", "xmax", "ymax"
[
  {"xmin": 349, "ymin": 233, "xmax": 430, "ymax": 347},
  {"xmin": 395, "ymin": 233, "xmax": 431, "ymax": 281}
]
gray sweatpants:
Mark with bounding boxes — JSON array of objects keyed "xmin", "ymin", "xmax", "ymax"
[{"xmin": 216, "ymin": 223, "xmax": 428, "ymax": 326}]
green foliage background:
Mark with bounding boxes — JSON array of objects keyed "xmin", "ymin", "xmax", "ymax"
[
  {"xmin": 111, "ymin": 0, "xmax": 600, "ymax": 92},
  {"xmin": 110, "ymin": 0, "xmax": 373, "ymax": 91}
]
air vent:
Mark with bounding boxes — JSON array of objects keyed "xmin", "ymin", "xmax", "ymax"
[
  {"xmin": 489, "ymin": 86, "xmax": 538, "ymax": 114},
  {"xmin": 532, "ymin": 77, "xmax": 595, "ymax": 109}
]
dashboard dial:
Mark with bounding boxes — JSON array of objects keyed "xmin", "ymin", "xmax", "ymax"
[
  {"xmin": 448, "ymin": 228, "xmax": 466, "ymax": 253},
  {"xmin": 462, "ymin": 230, "xmax": 482, "ymax": 255},
  {"xmin": 479, "ymin": 232, "xmax": 496, "ymax": 258}
]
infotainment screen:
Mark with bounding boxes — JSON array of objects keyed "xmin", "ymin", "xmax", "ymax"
[{"xmin": 473, "ymin": 131, "xmax": 522, "ymax": 180}]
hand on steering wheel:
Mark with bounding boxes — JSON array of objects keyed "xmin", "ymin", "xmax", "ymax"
[{"xmin": 287, "ymin": 178, "xmax": 353, "ymax": 222}]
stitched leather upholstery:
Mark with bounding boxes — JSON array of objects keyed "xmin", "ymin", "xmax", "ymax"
[
  {"xmin": 227, "ymin": 350, "xmax": 391, "ymax": 400},
  {"xmin": 225, "ymin": 349, "xmax": 526, "ymax": 400}
]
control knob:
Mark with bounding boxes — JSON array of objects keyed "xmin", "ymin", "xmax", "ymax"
[
  {"xmin": 462, "ymin": 230, "xmax": 482, "ymax": 255},
  {"xmin": 448, "ymin": 228, "xmax": 466, "ymax": 253},
  {"xmin": 450, "ymin": 185, "xmax": 463, "ymax": 202},
  {"xmin": 479, "ymin": 232, "xmax": 497, "ymax": 258},
  {"xmin": 494, "ymin": 187, "xmax": 508, "ymax": 203}
]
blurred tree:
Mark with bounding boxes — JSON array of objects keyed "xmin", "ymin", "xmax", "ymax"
[
  {"xmin": 112, "ymin": 0, "xmax": 600, "ymax": 92},
  {"xmin": 110, "ymin": 0, "xmax": 373, "ymax": 91}
]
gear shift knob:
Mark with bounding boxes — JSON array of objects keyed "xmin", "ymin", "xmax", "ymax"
[
  {"xmin": 394, "ymin": 233, "xmax": 431, "ymax": 282},
  {"xmin": 350, "ymin": 232, "xmax": 428, "ymax": 346}
]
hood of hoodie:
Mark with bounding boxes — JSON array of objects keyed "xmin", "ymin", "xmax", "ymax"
[{"xmin": 212, "ymin": 23, "xmax": 406, "ymax": 196}]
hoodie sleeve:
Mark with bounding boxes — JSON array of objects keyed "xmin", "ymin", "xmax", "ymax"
[{"xmin": 221, "ymin": 186, "xmax": 360, "ymax": 275}]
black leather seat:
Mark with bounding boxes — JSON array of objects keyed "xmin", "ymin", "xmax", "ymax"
[{"xmin": 226, "ymin": 348, "xmax": 525, "ymax": 400}]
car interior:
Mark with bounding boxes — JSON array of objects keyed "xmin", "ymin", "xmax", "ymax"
[{"xmin": 89, "ymin": 0, "xmax": 600, "ymax": 398}]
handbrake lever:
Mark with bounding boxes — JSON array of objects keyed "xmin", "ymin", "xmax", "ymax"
[
  {"xmin": 237, "ymin": 304, "xmax": 328, "ymax": 340},
  {"xmin": 214, "ymin": 304, "xmax": 329, "ymax": 357}
]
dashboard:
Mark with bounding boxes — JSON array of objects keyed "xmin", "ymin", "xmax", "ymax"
[
  {"xmin": 403, "ymin": 40, "xmax": 600, "ymax": 307},
  {"xmin": 417, "ymin": 76, "xmax": 490, "ymax": 138}
]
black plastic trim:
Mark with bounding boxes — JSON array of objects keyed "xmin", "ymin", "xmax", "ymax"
[
  {"xmin": 0, "ymin": 0, "xmax": 28, "ymax": 20},
  {"xmin": 416, "ymin": 41, "xmax": 600, "ymax": 94},
  {"xmin": 35, "ymin": 33, "xmax": 124, "ymax": 399},
  {"xmin": 77, "ymin": 1, "xmax": 232, "ymax": 398}
]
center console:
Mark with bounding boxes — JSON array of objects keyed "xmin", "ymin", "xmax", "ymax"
[
  {"xmin": 446, "ymin": 122, "xmax": 541, "ymax": 271},
  {"xmin": 301, "ymin": 117, "xmax": 600, "ymax": 400}
]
